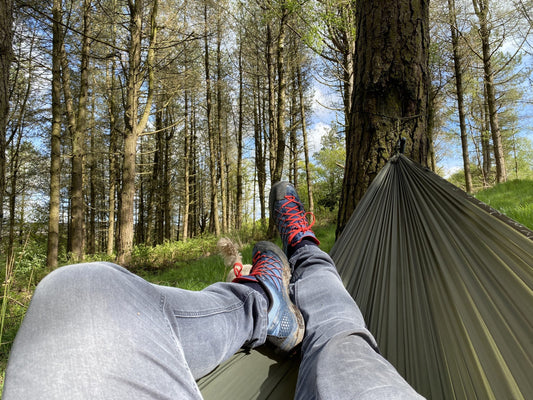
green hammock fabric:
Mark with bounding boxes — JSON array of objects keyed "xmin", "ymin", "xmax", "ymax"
[
  {"xmin": 330, "ymin": 154, "xmax": 533, "ymax": 399},
  {"xmin": 198, "ymin": 154, "xmax": 533, "ymax": 399}
]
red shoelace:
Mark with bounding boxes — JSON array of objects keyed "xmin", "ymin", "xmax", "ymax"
[
  {"xmin": 248, "ymin": 252, "xmax": 282, "ymax": 290},
  {"xmin": 278, "ymin": 195, "xmax": 316, "ymax": 245}
]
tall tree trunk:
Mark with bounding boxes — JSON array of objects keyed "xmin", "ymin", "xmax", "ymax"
[
  {"xmin": 106, "ymin": 59, "xmax": 118, "ymax": 256},
  {"xmin": 216, "ymin": 19, "xmax": 227, "ymax": 233},
  {"xmin": 297, "ymin": 65, "xmax": 314, "ymax": 212},
  {"xmin": 254, "ymin": 66, "xmax": 266, "ymax": 224},
  {"xmin": 204, "ymin": 2, "xmax": 220, "ymax": 236},
  {"xmin": 88, "ymin": 104, "xmax": 96, "ymax": 254},
  {"xmin": 481, "ymin": 84, "xmax": 492, "ymax": 186},
  {"xmin": 289, "ymin": 73, "xmax": 298, "ymax": 186},
  {"xmin": 337, "ymin": 0, "xmax": 430, "ymax": 236},
  {"xmin": 472, "ymin": 0, "xmax": 506, "ymax": 183},
  {"xmin": 448, "ymin": 0, "xmax": 472, "ymax": 192},
  {"xmin": 105, "ymin": 0, "xmax": 119, "ymax": 256},
  {"xmin": 7, "ymin": 129, "xmax": 22, "ymax": 265},
  {"xmin": 6, "ymin": 35, "xmax": 33, "ymax": 264},
  {"xmin": 182, "ymin": 90, "xmax": 190, "ymax": 241},
  {"xmin": 272, "ymin": 2, "xmax": 288, "ymax": 183},
  {"xmin": 61, "ymin": 0, "xmax": 91, "ymax": 262},
  {"xmin": 236, "ymin": 39, "xmax": 244, "ymax": 231},
  {"xmin": 163, "ymin": 111, "xmax": 173, "ymax": 241},
  {"xmin": 118, "ymin": 0, "xmax": 157, "ymax": 264},
  {"xmin": 48, "ymin": 0, "xmax": 62, "ymax": 269},
  {"xmin": 0, "ymin": 0, "xmax": 13, "ymax": 245},
  {"xmin": 266, "ymin": 22, "xmax": 276, "ymax": 180}
]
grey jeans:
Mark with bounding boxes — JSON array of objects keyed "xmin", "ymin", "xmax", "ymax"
[{"xmin": 3, "ymin": 245, "xmax": 423, "ymax": 399}]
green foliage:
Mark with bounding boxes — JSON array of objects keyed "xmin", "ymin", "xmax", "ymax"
[
  {"xmin": 139, "ymin": 253, "xmax": 227, "ymax": 291},
  {"xmin": 448, "ymin": 137, "xmax": 533, "ymax": 191},
  {"xmin": 128, "ymin": 235, "xmax": 220, "ymax": 271},
  {"xmin": 474, "ymin": 180, "xmax": 533, "ymax": 230},
  {"xmin": 311, "ymin": 123, "xmax": 346, "ymax": 211}
]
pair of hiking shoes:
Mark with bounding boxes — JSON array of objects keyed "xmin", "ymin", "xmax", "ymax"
[{"xmin": 233, "ymin": 182, "xmax": 320, "ymax": 352}]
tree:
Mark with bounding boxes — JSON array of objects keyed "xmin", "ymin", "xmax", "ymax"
[
  {"xmin": 472, "ymin": 0, "xmax": 507, "ymax": 183},
  {"xmin": 60, "ymin": 0, "xmax": 92, "ymax": 262},
  {"xmin": 117, "ymin": 0, "xmax": 158, "ymax": 264},
  {"xmin": 448, "ymin": 0, "xmax": 473, "ymax": 192},
  {"xmin": 203, "ymin": 0, "xmax": 220, "ymax": 236},
  {"xmin": 47, "ymin": 0, "xmax": 63, "ymax": 269},
  {"xmin": 337, "ymin": 0, "xmax": 431, "ymax": 236},
  {"xmin": 0, "ymin": 0, "xmax": 13, "ymax": 245}
]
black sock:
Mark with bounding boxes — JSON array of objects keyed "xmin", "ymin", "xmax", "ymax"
[
  {"xmin": 288, "ymin": 237, "xmax": 319, "ymax": 259},
  {"xmin": 241, "ymin": 281, "xmax": 270, "ymax": 308}
]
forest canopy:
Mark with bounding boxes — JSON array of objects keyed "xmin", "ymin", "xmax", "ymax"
[{"xmin": 0, "ymin": 0, "xmax": 532, "ymax": 267}]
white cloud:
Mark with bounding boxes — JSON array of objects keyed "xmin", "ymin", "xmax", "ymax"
[
  {"xmin": 308, "ymin": 121, "xmax": 331, "ymax": 155},
  {"xmin": 441, "ymin": 165, "xmax": 462, "ymax": 179}
]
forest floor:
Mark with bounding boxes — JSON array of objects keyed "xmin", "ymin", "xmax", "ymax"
[{"xmin": 0, "ymin": 179, "xmax": 531, "ymax": 392}]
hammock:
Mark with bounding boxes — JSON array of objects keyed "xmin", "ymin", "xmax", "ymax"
[{"xmin": 198, "ymin": 154, "xmax": 533, "ymax": 399}]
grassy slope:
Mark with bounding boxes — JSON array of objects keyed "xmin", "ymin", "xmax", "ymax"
[{"xmin": 474, "ymin": 179, "xmax": 533, "ymax": 230}]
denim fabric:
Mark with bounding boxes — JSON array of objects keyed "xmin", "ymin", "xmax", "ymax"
[
  {"xmin": 3, "ymin": 248, "xmax": 423, "ymax": 399},
  {"xmin": 290, "ymin": 245, "xmax": 424, "ymax": 400},
  {"xmin": 2, "ymin": 262, "xmax": 267, "ymax": 399}
]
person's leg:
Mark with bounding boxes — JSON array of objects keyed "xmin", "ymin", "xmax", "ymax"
[
  {"xmin": 291, "ymin": 245, "xmax": 424, "ymax": 400},
  {"xmin": 2, "ymin": 262, "xmax": 268, "ymax": 399},
  {"xmin": 270, "ymin": 181, "xmax": 424, "ymax": 399}
]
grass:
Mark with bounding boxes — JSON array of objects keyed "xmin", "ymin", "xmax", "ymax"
[
  {"xmin": 474, "ymin": 179, "xmax": 533, "ymax": 230},
  {"xmin": 1, "ymin": 182, "xmax": 531, "ymax": 391},
  {"xmin": 139, "ymin": 213, "xmax": 338, "ymax": 291}
]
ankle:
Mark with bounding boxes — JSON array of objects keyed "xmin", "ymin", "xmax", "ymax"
[
  {"xmin": 287, "ymin": 237, "xmax": 320, "ymax": 258},
  {"xmin": 239, "ymin": 281, "xmax": 270, "ymax": 308}
]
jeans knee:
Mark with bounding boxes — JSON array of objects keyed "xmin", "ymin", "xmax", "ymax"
[{"xmin": 35, "ymin": 262, "xmax": 129, "ymax": 305}]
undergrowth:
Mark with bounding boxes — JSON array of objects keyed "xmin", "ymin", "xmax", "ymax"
[{"xmin": 474, "ymin": 179, "xmax": 533, "ymax": 230}]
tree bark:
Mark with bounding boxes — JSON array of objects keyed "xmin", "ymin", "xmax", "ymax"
[
  {"xmin": 236, "ymin": 38, "xmax": 244, "ymax": 231},
  {"xmin": 0, "ymin": 0, "xmax": 13, "ymax": 244},
  {"xmin": 266, "ymin": 22, "xmax": 276, "ymax": 181},
  {"xmin": 254, "ymin": 63, "xmax": 266, "ymax": 224},
  {"xmin": 337, "ymin": 0, "xmax": 431, "ymax": 236},
  {"xmin": 48, "ymin": 0, "xmax": 62, "ymax": 269},
  {"xmin": 448, "ymin": 0, "xmax": 472, "ymax": 192},
  {"xmin": 216, "ymin": 18, "xmax": 227, "ymax": 233},
  {"xmin": 204, "ymin": 1, "xmax": 220, "ymax": 236},
  {"xmin": 472, "ymin": 0, "xmax": 506, "ymax": 183},
  {"xmin": 118, "ymin": 0, "xmax": 157, "ymax": 264},
  {"xmin": 182, "ymin": 90, "xmax": 190, "ymax": 241},
  {"xmin": 272, "ymin": 2, "xmax": 288, "ymax": 183},
  {"xmin": 297, "ymin": 65, "xmax": 314, "ymax": 213}
]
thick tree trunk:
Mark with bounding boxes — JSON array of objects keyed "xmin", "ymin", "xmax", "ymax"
[
  {"xmin": 337, "ymin": 0, "xmax": 431, "ymax": 236},
  {"xmin": 472, "ymin": 0, "xmax": 506, "ymax": 183},
  {"xmin": 48, "ymin": 0, "xmax": 62, "ymax": 269},
  {"xmin": 448, "ymin": 0, "xmax": 472, "ymax": 192}
]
